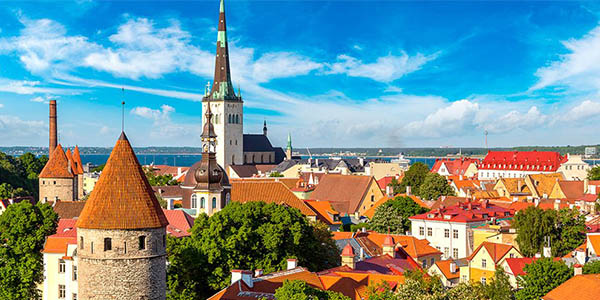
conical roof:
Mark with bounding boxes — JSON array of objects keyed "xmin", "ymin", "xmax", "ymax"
[
  {"xmin": 73, "ymin": 146, "xmax": 84, "ymax": 174},
  {"xmin": 76, "ymin": 132, "xmax": 168, "ymax": 230},
  {"xmin": 65, "ymin": 148, "xmax": 77, "ymax": 175},
  {"xmin": 39, "ymin": 144, "xmax": 74, "ymax": 178}
]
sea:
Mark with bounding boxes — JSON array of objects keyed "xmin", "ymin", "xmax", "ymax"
[{"xmin": 80, "ymin": 154, "xmax": 440, "ymax": 169}]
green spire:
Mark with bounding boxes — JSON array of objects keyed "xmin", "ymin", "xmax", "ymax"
[
  {"xmin": 287, "ymin": 132, "xmax": 292, "ymax": 150},
  {"xmin": 220, "ymin": 0, "xmax": 225, "ymax": 13}
]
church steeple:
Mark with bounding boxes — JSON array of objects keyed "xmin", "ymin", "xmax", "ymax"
[
  {"xmin": 205, "ymin": 0, "xmax": 239, "ymax": 101},
  {"xmin": 201, "ymin": 101, "xmax": 217, "ymax": 152},
  {"xmin": 286, "ymin": 132, "xmax": 292, "ymax": 160},
  {"xmin": 263, "ymin": 119, "xmax": 268, "ymax": 136}
]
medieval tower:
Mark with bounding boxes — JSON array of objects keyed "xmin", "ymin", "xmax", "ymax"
[
  {"xmin": 202, "ymin": 0, "xmax": 243, "ymax": 168},
  {"xmin": 76, "ymin": 132, "xmax": 168, "ymax": 300}
]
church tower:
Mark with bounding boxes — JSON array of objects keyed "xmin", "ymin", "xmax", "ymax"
[
  {"xmin": 76, "ymin": 132, "xmax": 168, "ymax": 300},
  {"xmin": 286, "ymin": 132, "xmax": 293, "ymax": 160},
  {"xmin": 202, "ymin": 0, "xmax": 243, "ymax": 168}
]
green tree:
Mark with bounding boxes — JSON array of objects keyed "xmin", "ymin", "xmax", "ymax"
[
  {"xmin": 144, "ymin": 167, "xmax": 178, "ymax": 186},
  {"xmin": 91, "ymin": 163, "xmax": 105, "ymax": 172},
  {"xmin": 167, "ymin": 202, "xmax": 340, "ymax": 299},
  {"xmin": 269, "ymin": 171, "xmax": 284, "ymax": 177},
  {"xmin": 392, "ymin": 162, "xmax": 429, "ymax": 194},
  {"xmin": 0, "ymin": 201, "xmax": 59, "ymax": 300},
  {"xmin": 0, "ymin": 183, "xmax": 28, "ymax": 199},
  {"xmin": 482, "ymin": 269, "xmax": 514, "ymax": 300},
  {"xmin": 583, "ymin": 260, "xmax": 600, "ymax": 274},
  {"xmin": 274, "ymin": 280, "xmax": 350, "ymax": 300},
  {"xmin": 587, "ymin": 165, "xmax": 600, "ymax": 180},
  {"xmin": 417, "ymin": 172, "xmax": 455, "ymax": 200},
  {"xmin": 155, "ymin": 194, "xmax": 168, "ymax": 209},
  {"xmin": 515, "ymin": 258, "xmax": 571, "ymax": 300},
  {"xmin": 369, "ymin": 196, "xmax": 428, "ymax": 234}
]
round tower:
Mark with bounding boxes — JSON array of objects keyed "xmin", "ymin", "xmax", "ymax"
[{"xmin": 76, "ymin": 132, "xmax": 168, "ymax": 300}]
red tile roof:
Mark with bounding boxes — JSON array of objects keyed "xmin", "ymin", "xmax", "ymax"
[
  {"xmin": 467, "ymin": 242, "xmax": 517, "ymax": 263},
  {"xmin": 376, "ymin": 176, "xmax": 401, "ymax": 190},
  {"xmin": 39, "ymin": 144, "xmax": 74, "ymax": 178},
  {"xmin": 411, "ymin": 200, "xmax": 514, "ymax": 223},
  {"xmin": 43, "ymin": 219, "xmax": 77, "ymax": 253},
  {"xmin": 504, "ymin": 257, "xmax": 559, "ymax": 277},
  {"xmin": 53, "ymin": 200, "xmax": 86, "ymax": 219},
  {"xmin": 72, "ymin": 146, "xmax": 84, "ymax": 175},
  {"xmin": 231, "ymin": 181, "xmax": 316, "ymax": 216},
  {"xmin": 543, "ymin": 274, "xmax": 600, "ymax": 300},
  {"xmin": 310, "ymin": 174, "xmax": 376, "ymax": 215},
  {"xmin": 162, "ymin": 209, "xmax": 194, "ymax": 237},
  {"xmin": 480, "ymin": 151, "xmax": 566, "ymax": 172},
  {"xmin": 303, "ymin": 200, "xmax": 341, "ymax": 225},
  {"xmin": 557, "ymin": 180, "xmax": 585, "ymax": 199},
  {"xmin": 76, "ymin": 133, "xmax": 168, "ymax": 230},
  {"xmin": 431, "ymin": 158, "xmax": 480, "ymax": 176},
  {"xmin": 433, "ymin": 259, "xmax": 460, "ymax": 280}
]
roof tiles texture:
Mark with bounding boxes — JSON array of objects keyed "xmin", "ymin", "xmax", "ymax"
[
  {"xmin": 543, "ymin": 274, "xmax": 600, "ymax": 300},
  {"xmin": 480, "ymin": 151, "xmax": 566, "ymax": 172},
  {"xmin": 53, "ymin": 201, "xmax": 86, "ymax": 219},
  {"xmin": 413, "ymin": 200, "xmax": 514, "ymax": 223},
  {"xmin": 39, "ymin": 144, "xmax": 74, "ymax": 178},
  {"xmin": 230, "ymin": 181, "xmax": 316, "ymax": 216},
  {"xmin": 310, "ymin": 174, "xmax": 374, "ymax": 214},
  {"xmin": 76, "ymin": 133, "xmax": 168, "ymax": 230},
  {"xmin": 468, "ymin": 242, "xmax": 515, "ymax": 263}
]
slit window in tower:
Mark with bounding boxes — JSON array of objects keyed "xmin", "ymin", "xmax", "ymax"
[
  {"xmin": 139, "ymin": 236, "xmax": 146, "ymax": 250},
  {"xmin": 104, "ymin": 238, "xmax": 112, "ymax": 251}
]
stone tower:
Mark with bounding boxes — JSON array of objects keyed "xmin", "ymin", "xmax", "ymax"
[
  {"xmin": 202, "ymin": 0, "xmax": 243, "ymax": 168},
  {"xmin": 39, "ymin": 144, "xmax": 76, "ymax": 203},
  {"xmin": 76, "ymin": 132, "xmax": 168, "ymax": 300},
  {"xmin": 182, "ymin": 101, "xmax": 231, "ymax": 217}
]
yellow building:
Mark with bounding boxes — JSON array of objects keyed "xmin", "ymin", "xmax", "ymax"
[
  {"xmin": 462, "ymin": 242, "xmax": 522, "ymax": 284},
  {"xmin": 472, "ymin": 223, "xmax": 518, "ymax": 250}
]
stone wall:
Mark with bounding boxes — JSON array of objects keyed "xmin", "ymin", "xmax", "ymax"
[
  {"xmin": 39, "ymin": 177, "xmax": 75, "ymax": 203},
  {"xmin": 77, "ymin": 227, "xmax": 166, "ymax": 300}
]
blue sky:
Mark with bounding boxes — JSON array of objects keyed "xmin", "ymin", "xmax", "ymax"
[{"xmin": 1, "ymin": 1, "xmax": 600, "ymax": 148}]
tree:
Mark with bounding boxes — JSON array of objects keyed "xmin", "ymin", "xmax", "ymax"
[
  {"xmin": 274, "ymin": 280, "xmax": 350, "ymax": 300},
  {"xmin": 482, "ymin": 269, "xmax": 514, "ymax": 300},
  {"xmin": 0, "ymin": 151, "xmax": 45, "ymax": 198},
  {"xmin": 167, "ymin": 202, "xmax": 340, "ymax": 299},
  {"xmin": 587, "ymin": 165, "xmax": 600, "ymax": 180},
  {"xmin": 392, "ymin": 162, "xmax": 429, "ymax": 194},
  {"xmin": 369, "ymin": 196, "xmax": 428, "ymax": 234},
  {"xmin": 583, "ymin": 260, "xmax": 600, "ymax": 274},
  {"xmin": 91, "ymin": 163, "xmax": 105, "ymax": 172},
  {"xmin": 144, "ymin": 167, "xmax": 178, "ymax": 186},
  {"xmin": 0, "ymin": 183, "xmax": 28, "ymax": 199},
  {"xmin": 417, "ymin": 172, "xmax": 455, "ymax": 200},
  {"xmin": 0, "ymin": 201, "xmax": 59, "ymax": 299},
  {"xmin": 269, "ymin": 171, "xmax": 284, "ymax": 177},
  {"xmin": 515, "ymin": 258, "xmax": 571, "ymax": 300},
  {"xmin": 156, "ymin": 194, "xmax": 168, "ymax": 209}
]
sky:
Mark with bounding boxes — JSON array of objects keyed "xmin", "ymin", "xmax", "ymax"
[{"xmin": 1, "ymin": 0, "xmax": 600, "ymax": 148}]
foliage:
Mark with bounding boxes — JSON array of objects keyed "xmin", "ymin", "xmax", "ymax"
[
  {"xmin": 392, "ymin": 162, "xmax": 430, "ymax": 194},
  {"xmin": 174, "ymin": 203, "xmax": 183, "ymax": 209},
  {"xmin": 369, "ymin": 196, "xmax": 428, "ymax": 234},
  {"xmin": 349, "ymin": 222, "xmax": 369, "ymax": 232},
  {"xmin": 156, "ymin": 194, "xmax": 168, "ymax": 209},
  {"xmin": 583, "ymin": 260, "xmax": 600, "ymax": 274},
  {"xmin": 513, "ymin": 207, "xmax": 585, "ymax": 257},
  {"xmin": 482, "ymin": 269, "xmax": 514, "ymax": 300},
  {"xmin": 0, "ymin": 202, "xmax": 58, "ymax": 300},
  {"xmin": 167, "ymin": 202, "xmax": 340, "ymax": 299},
  {"xmin": 273, "ymin": 280, "xmax": 350, "ymax": 300},
  {"xmin": 0, "ymin": 152, "xmax": 47, "ymax": 198},
  {"xmin": 144, "ymin": 167, "xmax": 178, "ymax": 186},
  {"xmin": 269, "ymin": 171, "xmax": 284, "ymax": 177},
  {"xmin": 515, "ymin": 258, "xmax": 571, "ymax": 300},
  {"xmin": 91, "ymin": 163, "xmax": 105, "ymax": 172},
  {"xmin": 588, "ymin": 165, "xmax": 600, "ymax": 180},
  {"xmin": 417, "ymin": 172, "xmax": 455, "ymax": 200}
]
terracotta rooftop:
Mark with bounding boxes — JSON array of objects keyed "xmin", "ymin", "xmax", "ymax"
[
  {"xmin": 503, "ymin": 257, "xmax": 560, "ymax": 277},
  {"xmin": 39, "ymin": 144, "xmax": 74, "ymax": 178},
  {"xmin": 467, "ymin": 242, "xmax": 517, "ymax": 263},
  {"xmin": 310, "ymin": 174, "xmax": 376, "ymax": 215},
  {"xmin": 76, "ymin": 132, "xmax": 168, "ymax": 230},
  {"xmin": 162, "ymin": 209, "xmax": 195, "ymax": 238},
  {"xmin": 430, "ymin": 196, "xmax": 469, "ymax": 210},
  {"xmin": 433, "ymin": 259, "xmax": 461, "ymax": 280},
  {"xmin": 557, "ymin": 180, "xmax": 585, "ymax": 199},
  {"xmin": 230, "ymin": 181, "xmax": 316, "ymax": 216},
  {"xmin": 73, "ymin": 146, "xmax": 84, "ymax": 175},
  {"xmin": 43, "ymin": 219, "xmax": 77, "ymax": 254},
  {"xmin": 480, "ymin": 151, "xmax": 566, "ymax": 172},
  {"xmin": 303, "ymin": 200, "xmax": 341, "ymax": 225},
  {"xmin": 412, "ymin": 200, "xmax": 514, "ymax": 223},
  {"xmin": 53, "ymin": 200, "xmax": 86, "ymax": 219},
  {"xmin": 543, "ymin": 274, "xmax": 600, "ymax": 300},
  {"xmin": 230, "ymin": 178, "xmax": 299, "ymax": 190},
  {"xmin": 431, "ymin": 158, "xmax": 480, "ymax": 176}
]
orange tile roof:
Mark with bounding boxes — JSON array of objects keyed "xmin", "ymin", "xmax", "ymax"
[
  {"xmin": 557, "ymin": 180, "xmax": 585, "ymax": 199},
  {"xmin": 467, "ymin": 242, "xmax": 516, "ymax": 263},
  {"xmin": 433, "ymin": 260, "xmax": 460, "ymax": 280},
  {"xmin": 39, "ymin": 144, "xmax": 74, "ymax": 178},
  {"xmin": 332, "ymin": 232, "xmax": 353, "ymax": 240},
  {"xmin": 310, "ymin": 174, "xmax": 375, "ymax": 214},
  {"xmin": 230, "ymin": 178, "xmax": 299, "ymax": 190},
  {"xmin": 76, "ymin": 132, "xmax": 168, "ymax": 230},
  {"xmin": 53, "ymin": 200, "xmax": 86, "ymax": 219},
  {"xmin": 65, "ymin": 148, "xmax": 78, "ymax": 175},
  {"xmin": 588, "ymin": 235, "xmax": 600, "ymax": 255},
  {"xmin": 231, "ymin": 181, "xmax": 316, "ymax": 216},
  {"xmin": 366, "ymin": 233, "xmax": 441, "ymax": 258},
  {"xmin": 73, "ymin": 146, "xmax": 84, "ymax": 174},
  {"xmin": 43, "ymin": 219, "xmax": 78, "ymax": 253},
  {"xmin": 508, "ymin": 201, "xmax": 534, "ymax": 212},
  {"xmin": 543, "ymin": 274, "xmax": 600, "ymax": 300},
  {"xmin": 304, "ymin": 200, "xmax": 341, "ymax": 225},
  {"xmin": 529, "ymin": 173, "xmax": 564, "ymax": 196}
]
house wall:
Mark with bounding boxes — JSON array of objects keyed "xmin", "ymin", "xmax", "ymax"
[
  {"xmin": 357, "ymin": 180, "xmax": 385, "ymax": 216},
  {"xmin": 428, "ymin": 264, "xmax": 459, "ymax": 287},
  {"xmin": 469, "ymin": 246, "xmax": 522, "ymax": 284},
  {"xmin": 367, "ymin": 162, "xmax": 403, "ymax": 181},
  {"xmin": 478, "ymin": 169, "xmax": 554, "ymax": 181},
  {"xmin": 558, "ymin": 155, "xmax": 590, "ymax": 180},
  {"xmin": 42, "ymin": 249, "xmax": 78, "ymax": 300},
  {"xmin": 243, "ymin": 151, "xmax": 275, "ymax": 164},
  {"xmin": 411, "ymin": 219, "xmax": 483, "ymax": 259}
]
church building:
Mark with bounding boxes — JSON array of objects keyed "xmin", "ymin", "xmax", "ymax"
[{"xmin": 201, "ymin": 0, "xmax": 285, "ymax": 169}]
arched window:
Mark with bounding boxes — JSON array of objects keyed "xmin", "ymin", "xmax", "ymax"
[
  {"xmin": 104, "ymin": 238, "xmax": 112, "ymax": 251},
  {"xmin": 235, "ymin": 115, "xmax": 239, "ymax": 124},
  {"xmin": 200, "ymin": 197, "xmax": 206, "ymax": 208},
  {"xmin": 232, "ymin": 155, "xmax": 235, "ymax": 164},
  {"xmin": 252, "ymin": 154, "xmax": 256, "ymax": 163},
  {"xmin": 228, "ymin": 114, "xmax": 231, "ymax": 123},
  {"xmin": 191, "ymin": 194, "xmax": 197, "ymax": 209},
  {"xmin": 226, "ymin": 193, "xmax": 230, "ymax": 205},
  {"xmin": 212, "ymin": 197, "xmax": 217, "ymax": 209},
  {"xmin": 244, "ymin": 155, "xmax": 248, "ymax": 163},
  {"xmin": 139, "ymin": 236, "xmax": 146, "ymax": 250}
]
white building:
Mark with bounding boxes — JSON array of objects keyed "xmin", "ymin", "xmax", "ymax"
[
  {"xmin": 41, "ymin": 219, "xmax": 78, "ymax": 300},
  {"xmin": 477, "ymin": 151, "xmax": 567, "ymax": 180},
  {"xmin": 557, "ymin": 154, "xmax": 591, "ymax": 180}
]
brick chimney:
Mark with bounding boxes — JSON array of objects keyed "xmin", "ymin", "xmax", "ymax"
[{"xmin": 49, "ymin": 100, "xmax": 57, "ymax": 155}]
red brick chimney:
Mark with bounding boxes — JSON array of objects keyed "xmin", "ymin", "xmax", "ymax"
[{"xmin": 49, "ymin": 100, "xmax": 57, "ymax": 155}]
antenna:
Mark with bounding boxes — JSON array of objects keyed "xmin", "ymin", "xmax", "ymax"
[{"xmin": 121, "ymin": 88, "xmax": 125, "ymax": 132}]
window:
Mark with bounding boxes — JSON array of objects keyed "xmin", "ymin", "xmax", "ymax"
[
  {"xmin": 444, "ymin": 247, "xmax": 449, "ymax": 258},
  {"xmin": 91, "ymin": 242, "xmax": 94, "ymax": 254},
  {"xmin": 453, "ymin": 229, "xmax": 459, "ymax": 239},
  {"xmin": 226, "ymin": 193, "xmax": 230, "ymax": 205},
  {"xmin": 481, "ymin": 259, "xmax": 487, "ymax": 268},
  {"xmin": 462, "ymin": 275, "xmax": 467, "ymax": 283},
  {"xmin": 212, "ymin": 197, "xmax": 217, "ymax": 209},
  {"xmin": 509, "ymin": 253, "xmax": 515, "ymax": 258},
  {"xmin": 427, "ymin": 228, "xmax": 432, "ymax": 237},
  {"xmin": 58, "ymin": 284, "xmax": 66, "ymax": 299},
  {"xmin": 73, "ymin": 293, "xmax": 77, "ymax": 300},
  {"xmin": 191, "ymin": 194, "xmax": 197, "ymax": 209},
  {"xmin": 419, "ymin": 226, "xmax": 425, "ymax": 236},
  {"xmin": 481, "ymin": 277, "xmax": 486, "ymax": 285},
  {"xmin": 72, "ymin": 266, "xmax": 77, "ymax": 281},
  {"xmin": 453, "ymin": 248, "xmax": 459, "ymax": 258},
  {"xmin": 80, "ymin": 236, "xmax": 84, "ymax": 249},
  {"xmin": 139, "ymin": 236, "xmax": 146, "ymax": 250},
  {"xmin": 444, "ymin": 229, "xmax": 450, "ymax": 238},
  {"xmin": 422, "ymin": 260, "xmax": 427, "ymax": 268},
  {"xmin": 58, "ymin": 259, "xmax": 66, "ymax": 273},
  {"xmin": 200, "ymin": 197, "xmax": 206, "ymax": 209},
  {"xmin": 163, "ymin": 235, "xmax": 166, "ymax": 247},
  {"xmin": 104, "ymin": 238, "xmax": 112, "ymax": 251}
]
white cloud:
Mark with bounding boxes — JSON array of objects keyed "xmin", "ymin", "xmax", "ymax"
[
  {"xmin": 130, "ymin": 104, "xmax": 197, "ymax": 139},
  {"xmin": 404, "ymin": 100, "xmax": 481, "ymax": 138},
  {"xmin": 30, "ymin": 96, "xmax": 44, "ymax": 102},
  {"xmin": 485, "ymin": 106, "xmax": 547, "ymax": 134},
  {"xmin": 562, "ymin": 100, "xmax": 600, "ymax": 121},
  {"xmin": 131, "ymin": 104, "xmax": 174, "ymax": 121},
  {"xmin": 0, "ymin": 79, "xmax": 83, "ymax": 95},
  {"xmin": 0, "ymin": 114, "xmax": 46, "ymax": 145},
  {"xmin": 325, "ymin": 52, "xmax": 435, "ymax": 82},
  {"xmin": 0, "ymin": 103, "xmax": 3, "ymax": 108},
  {"xmin": 532, "ymin": 25, "xmax": 600, "ymax": 92}
]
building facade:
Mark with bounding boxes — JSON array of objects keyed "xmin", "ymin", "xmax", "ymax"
[
  {"xmin": 39, "ymin": 144, "xmax": 77, "ymax": 203},
  {"xmin": 478, "ymin": 151, "xmax": 567, "ymax": 180}
]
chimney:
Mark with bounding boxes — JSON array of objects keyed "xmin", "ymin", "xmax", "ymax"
[
  {"xmin": 382, "ymin": 235, "xmax": 396, "ymax": 258},
  {"xmin": 450, "ymin": 261, "xmax": 457, "ymax": 273},
  {"xmin": 574, "ymin": 264, "xmax": 583, "ymax": 276},
  {"xmin": 359, "ymin": 247, "xmax": 365, "ymax": 261},
  {"xmin": 254, "ymin": 269, "xmax": 263, "ymax": 278},
  {"xmin": 585, "ymin": 178, "xmax": 590, "ymax": 194},
  {"xmin": 178, "ymin": 167, "xmax": 182, "ymax": 176},
  {"xmin": 49, "ymin": 100, "xmax": 57, "ymax": 155},
  {"xmin": 386, "ymin": 185, "xmax": 393, "ymax": 197},
  {"xmin": 534, "ymin": 198, "xmax": 540, "ymax": 207},
  {"xmin": 231, "ymin": 270, "xmax": 253, "ymax": 287},
  {"xmin": 534, "ymin": 253, "xmax": 541, "ymax": 258},
  {"xmin": 517, "ymin": 179, "xmax": 522, "ymax": 193},
  {"xmin": 359, "ymin": 157, "xmax": 364, "ymax": 166},
  {"xmin": 286, "ymin": 258, "xmax": 298, "ymax": 270},
  {"xmin": 543, "ymin": 246, "xmax": 552, "ymax": 258},
  {"xmin": 406, "ymin": 186, "xmax": 411, "ymax": 196},
  {"xmin": 575, "ymin": 249, "xmax": 587, "ymax": 265}
]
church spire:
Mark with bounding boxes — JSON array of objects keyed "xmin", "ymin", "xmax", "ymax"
[
  {"xmin": 202, "ymin": 101, "xmax": 217, "ymax": 140},
  {"xmin": 205, "ymin": 0, "xmax": 239, "ymax": 101}
]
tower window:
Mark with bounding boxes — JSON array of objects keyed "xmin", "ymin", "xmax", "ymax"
[
  {"xmin": 163, "ymin": 235, "xmax": 166, "ymax": 247},
  {"xmin": 212, "ymin": 197, "xmax": 217, "ymax": 209},
  {"xmin": 58, "ymin": 259, "xmax": 66, "ymax": 273},
  {"xmin": 104, "ymin": 238, "xmax": 112, "ymax": 251},
  {"xmin": 191, "ymin": 194, "xmax": 197, "ymax": 209},
  {"xmin": 139, "ymin": 236, "xmax": 146, "ymax": 250},
  {"xmin": 91, "ymin": 242, "xmax": 94, "ymax": 254},
  {"xmin": 80, "ymin": 236, "xmax": 84, "ymax": 249},
  {"xmin": 201, "ymin": 197, "xmax": 206, "ymax": 208}
]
